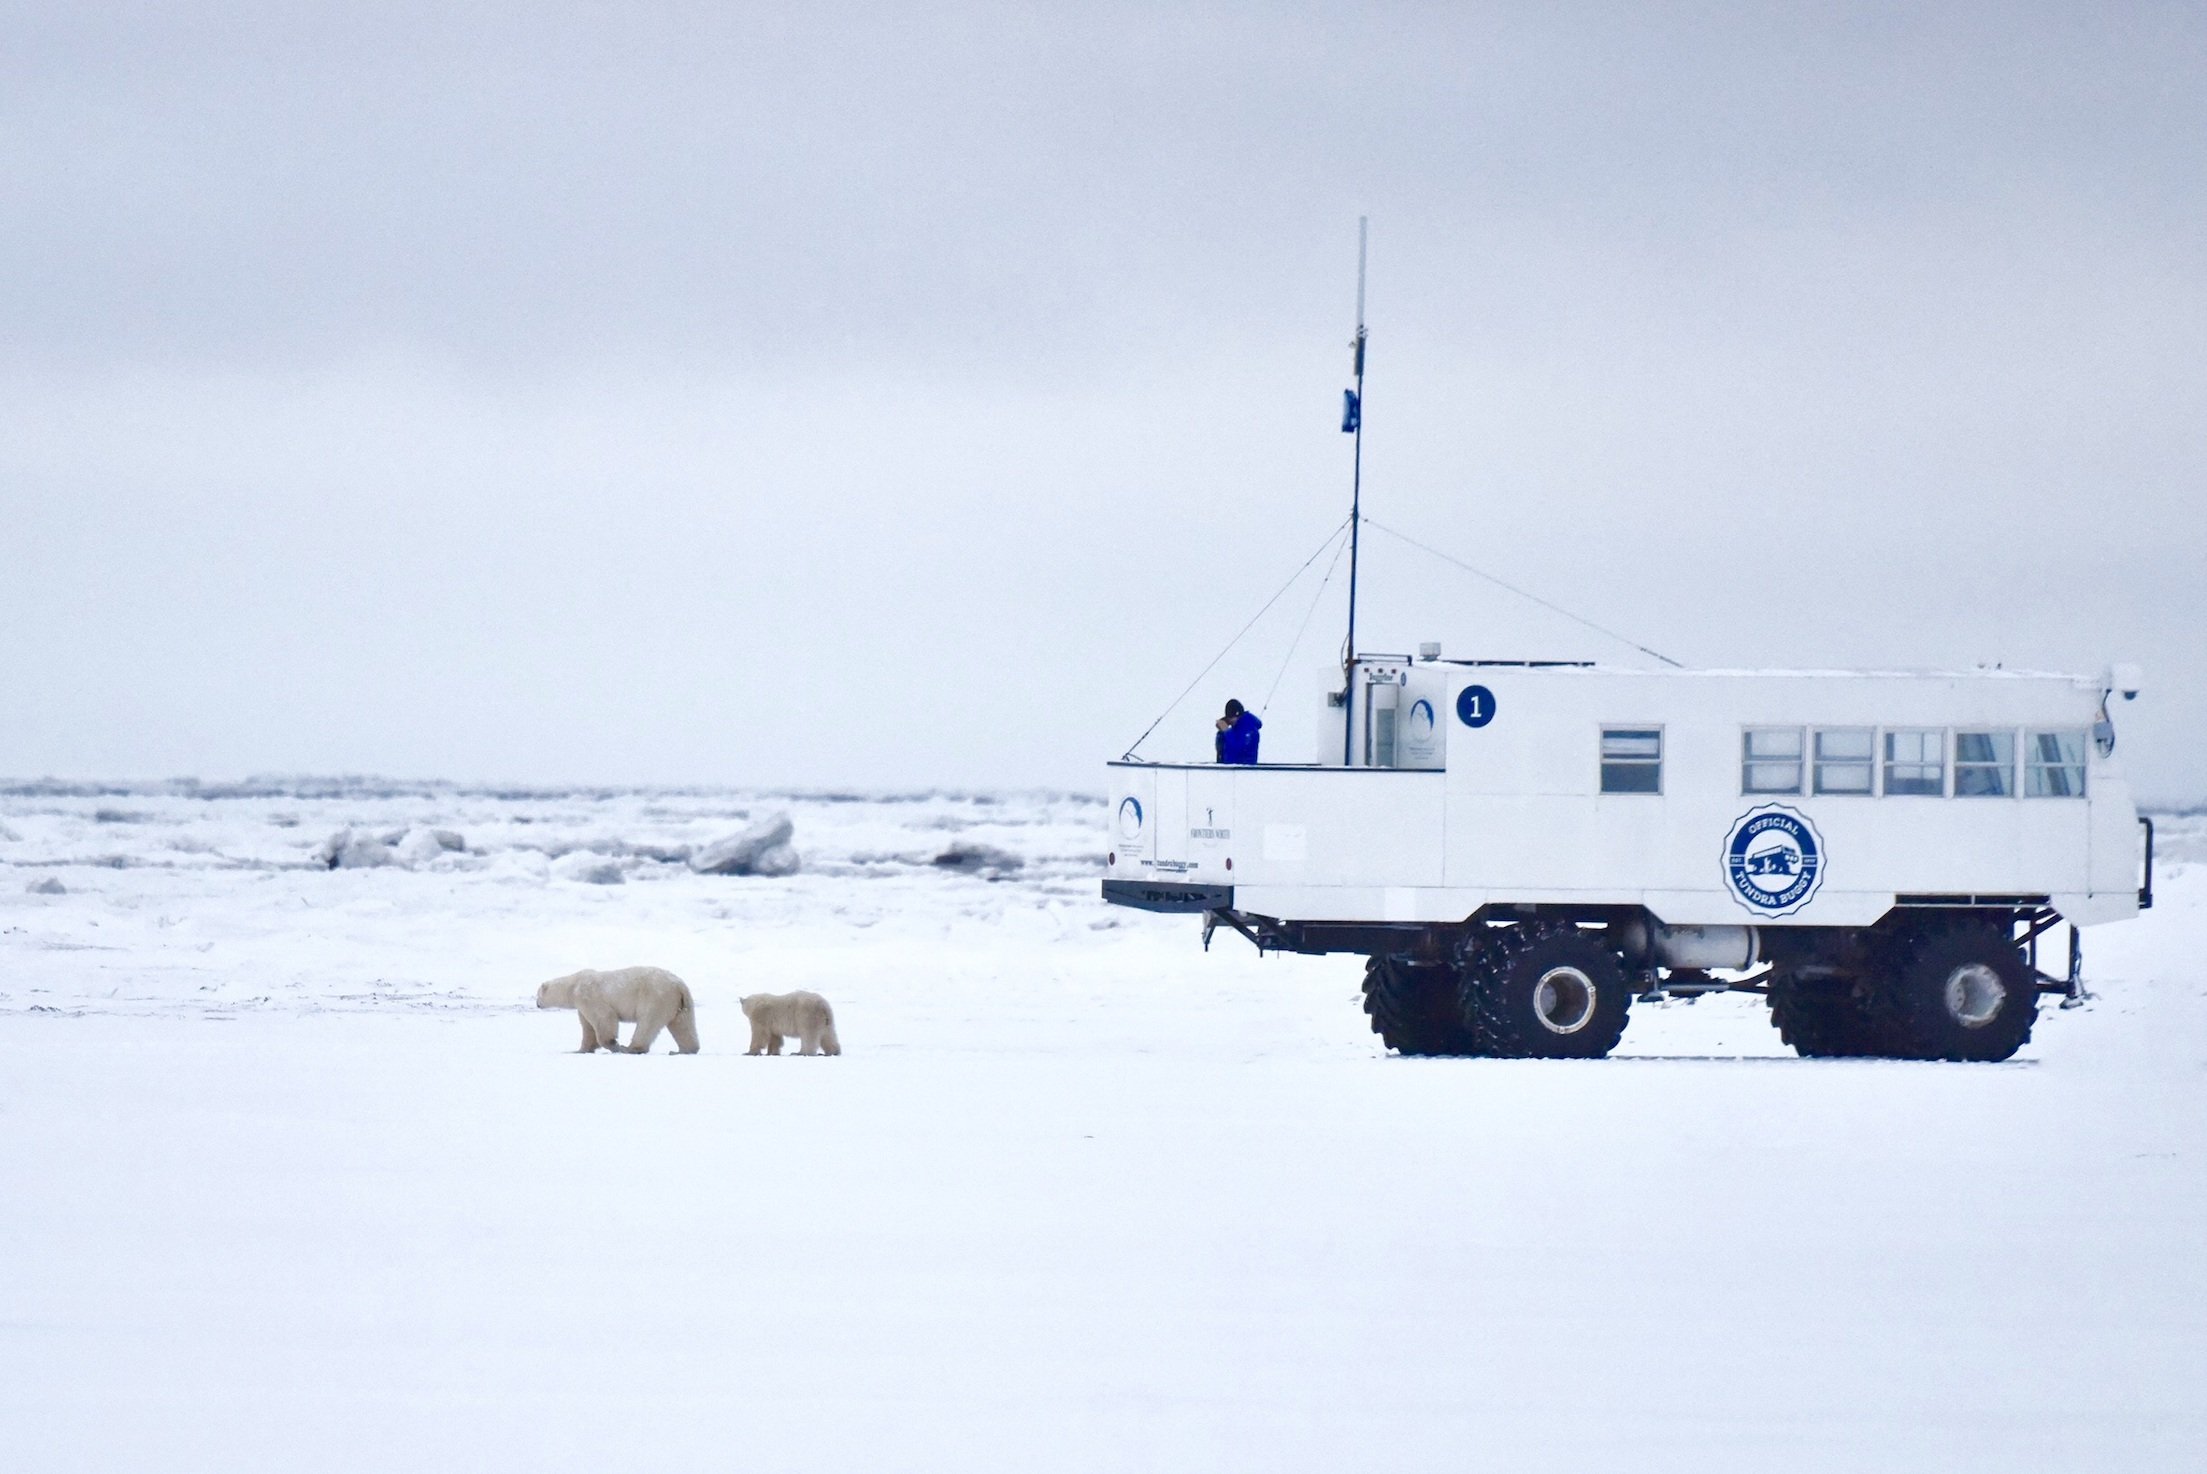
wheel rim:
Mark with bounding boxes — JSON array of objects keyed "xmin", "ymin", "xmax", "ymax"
[
  {"xmin": 1533, "ymin": 966, "xmax": 1597, "ymax": 1034},
  {"xmin": 1944, "ymin": 962, "xmax": 2007, "ymax": 1027}
]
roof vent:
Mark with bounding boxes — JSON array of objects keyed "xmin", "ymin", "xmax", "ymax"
[{"xmin": 1417, "ymin": 642, "xmax": 1442, "ymax": 662}]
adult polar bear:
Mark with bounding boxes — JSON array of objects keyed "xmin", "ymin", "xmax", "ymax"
[
  {"xmin": 537, "ymin": 966, "xmax": 700, "ymax": 1054},
  {"xmin": 741, "ymin": 991, "xmax": 840, "ymax": 1056}
]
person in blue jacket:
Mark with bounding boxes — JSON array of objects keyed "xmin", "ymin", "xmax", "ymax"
[{"xmin": 1214, "ymin": 699, "xmax": 1262, "ymax": 764}]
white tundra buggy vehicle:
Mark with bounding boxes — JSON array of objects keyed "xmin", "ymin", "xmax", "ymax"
[{"xmin": 1103, "ymin": 656, "xmax": 2153, "ymax": 1061}]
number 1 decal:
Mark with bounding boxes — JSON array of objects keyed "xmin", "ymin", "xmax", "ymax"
[{"xmin": 1456, "ymin": 685, "xmax": 1497, "ymax": 728}]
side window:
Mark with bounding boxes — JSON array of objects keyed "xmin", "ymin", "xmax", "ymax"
[
  {"xmin": 1600, "ymin": 728, "xmax": 1662, "ymax": 794},
  {"xmin": 1741, "ymin": 727, "xmax": 1804, "ymax": 794},
  {"xmin": 1812, "ymin": 728, "xmax": 1875, "ymax": 795},
  {"xmin": 1883, "ymin": 729, "xmax": 1945, "ymax": 796},
  {"xmin": 1955, "ymin": 730, "xmax": 2014, "ymax": 796},
  {"xmin": 2025, "ymin": 731, "xmax": 2086, "ymax": 797}
]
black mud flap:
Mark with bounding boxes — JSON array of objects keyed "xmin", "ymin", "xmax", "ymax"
[{"xmin": 1101, "ymin": 879, "xmax": 1234, "ymax": 913}]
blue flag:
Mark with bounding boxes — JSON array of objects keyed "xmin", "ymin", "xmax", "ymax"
[{"xmin": 1341, "ymin": 389, "xmax": 1360, "ymax": 433}]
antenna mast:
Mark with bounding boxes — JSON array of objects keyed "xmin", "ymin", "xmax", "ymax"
[{"xmin": 1341, "ymin": 217, "xmax": 1368, "ymax": 764}]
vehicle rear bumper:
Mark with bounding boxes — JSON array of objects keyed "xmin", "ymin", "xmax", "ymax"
[{"xmin": 1100, "ymin": 879, "xmax": 1234, "ymax": 913}]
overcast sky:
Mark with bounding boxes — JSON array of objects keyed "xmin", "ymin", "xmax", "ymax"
[{"xmin": 4, "ymin": 3, "xmax": 2202, "ymax": 800}]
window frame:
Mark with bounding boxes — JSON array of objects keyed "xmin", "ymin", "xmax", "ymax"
[
  {"xmin": 1599, "ymin": 725, "xmax": 1664, "ymax": 796},
  {"xmin": 1811, "ymin": 726, "xmax": 1877, "ymax": 797},
  {"xmin": 2024, "ymin": 729, "xmax": 2088, "ymax": 798},
  {"xmin": 1954, "ymin": 728, "xmax": 2015, "ymax": 798},
  {"xmin": 1741, "ymin": 726, "xmax": 1805, "ymax": 796},
  {"xmin": 1881, "ymin": 728, "xmax": 1946, "ymax": 798}
]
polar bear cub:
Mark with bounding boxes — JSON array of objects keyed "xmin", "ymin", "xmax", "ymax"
[
  {"xmin": 537, "ymin": 966, "xmax": 700, "ymax": 1054},
  {"xmin": 741, "ymin": 991, "xmax": 840, "ymax": 1056}
]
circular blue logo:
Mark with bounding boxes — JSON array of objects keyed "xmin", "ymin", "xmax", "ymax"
[
  {"xmin": 1455, "ymin": 685, "xmax": 1496, "ymax": 728},
  {"xmin": 1724, "ymin": 805, "xmax": 1824, "ymax": 916},
  {"xmin": 1116, "ymin": 796, "xmax": 1144, "ymax": 840}
]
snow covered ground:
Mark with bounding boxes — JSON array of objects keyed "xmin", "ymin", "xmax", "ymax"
[{"xmin": 2, "ymin": 784, "xmax": 2202, "ymax": 1471}]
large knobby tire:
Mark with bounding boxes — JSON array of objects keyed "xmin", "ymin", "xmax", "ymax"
[
  {"xmin": 1362, "ymin": 955, "xmax": 1478, "ymax": 1056},
  {"xmin": 1458, "ymin": 923, "xmax": 1632, "ymax": 1059},
  {"xmin": 1768, "ymin": 972, "xmax": 1887, "ymax": 1058},
  {"xmin": 1876, "ymin": 924, "xmax": 2038, "ymax": 1062}
]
